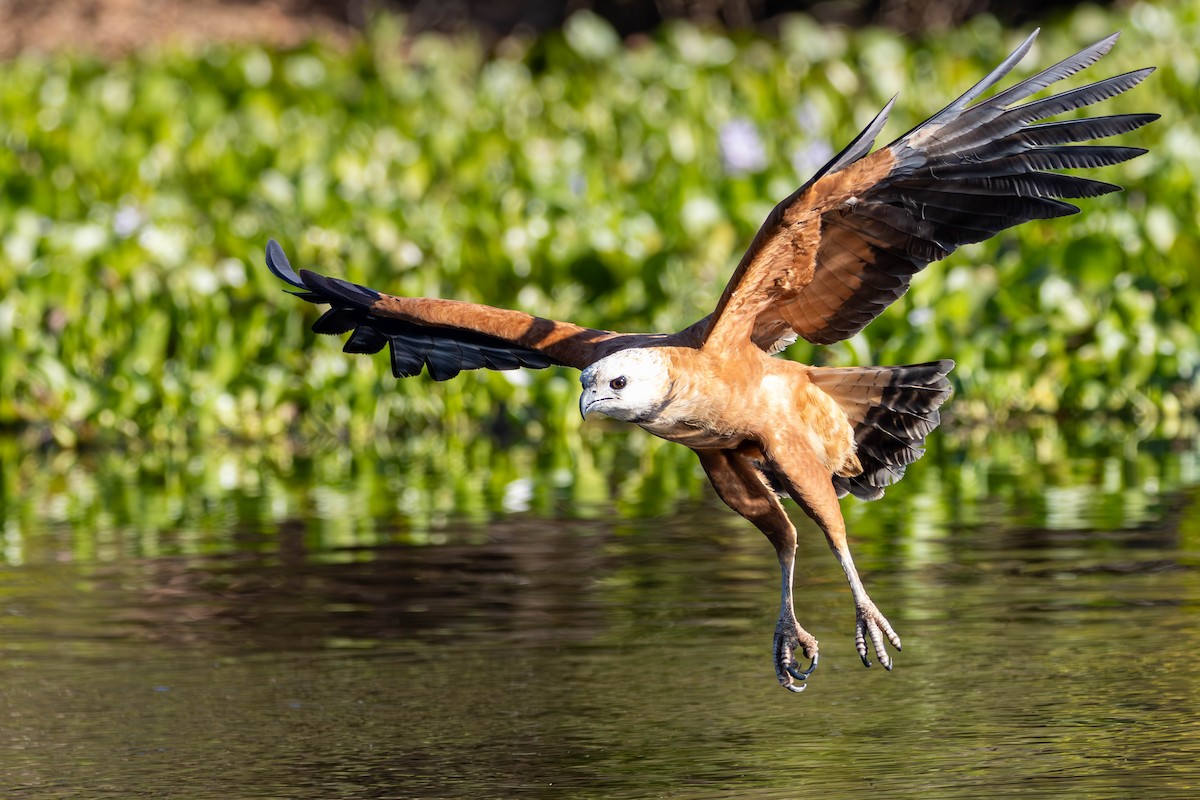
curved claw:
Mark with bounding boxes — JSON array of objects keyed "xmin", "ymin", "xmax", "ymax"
[
  {"xmin": 775, "ymin": 621, "xmax": 820, "ymax": 692},
  {"xmin": 785, "ymin": 652, "xmax": 819, "ymax": 682},
  {"xmin": 855, "ymin": 602, "xmax": 902, "ymax": 670}
]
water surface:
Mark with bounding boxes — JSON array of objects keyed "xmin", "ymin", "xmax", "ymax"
[{"xmin": 2, "ymin": 433, "xmax": 1199, "ymax": 798}]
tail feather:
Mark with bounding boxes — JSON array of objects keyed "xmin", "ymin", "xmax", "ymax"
[{"xmin": 811, "ymin": 359, "xmax": 955, "ymax": 501}]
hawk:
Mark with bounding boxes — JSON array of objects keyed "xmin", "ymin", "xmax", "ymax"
[{"xmin": 266, "ymin": 30, "xmax": 1155, "ymax": 692}]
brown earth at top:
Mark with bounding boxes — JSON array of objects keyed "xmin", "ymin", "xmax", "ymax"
[{"xmin": 0, "ymin": 0, "xmax": 354, "ymax": 59}]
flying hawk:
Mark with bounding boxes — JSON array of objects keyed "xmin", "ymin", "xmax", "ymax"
[{"xmin": 266, "ymin": 30, "xmax": 1155, "ymax": 692}]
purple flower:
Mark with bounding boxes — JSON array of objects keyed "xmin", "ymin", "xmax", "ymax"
[
  {"xmin": 719, "ymin": 118, "xmax": 767, "ymax": 174},
  {"xmin": 113, "ymin": 204, "xmax": 144, "ymax": 238}
]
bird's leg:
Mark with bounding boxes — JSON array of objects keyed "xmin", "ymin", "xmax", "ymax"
[
  {"xmin": 773, "ymin": 539, "xmax": 820, "ymax": 691},
  {"xmin": 828, "ymin": 540, "xmax": 901, "ymax": 669},
  {"xmin": 770, "ymin": 445, "xmax": 902, "ymax": 670},
  {"xmin": 696, "ymin": 449, "xmax": 818, "ymax": 692}
]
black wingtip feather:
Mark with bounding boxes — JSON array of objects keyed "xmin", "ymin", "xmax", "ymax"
[
  {"xmin": 298, "ymin": 270, "xmax": 380, "ymax": 307},
  {"xmin": 389, "ymin": 339, "xmax": 426, "ymax": 378},
  {"xmin": 266, "ymin": 239, "xmax": 306, "ymax": 290},
  {"xmin": 979, "ymin": 31, "xmax": 1120, "ymax": 113},
  {"xmin": 343, "ymin": 326, "xmax": 389, "ymax": 355},
  {"xmin": 1007, "ymin": 68, "xmax": 1156, "ymax": 129},
  {"xmin": 265, "ymin": 240, "xmax": 558, "ymax": 382},
  {"xmin": 312, "ymin": 308, "xmax": 360, "ymax": 335}
]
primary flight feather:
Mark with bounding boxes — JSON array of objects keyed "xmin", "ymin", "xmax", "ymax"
[{"xmin": 266, "ymin": 30, "xmax": 1155, "ymax": 692}]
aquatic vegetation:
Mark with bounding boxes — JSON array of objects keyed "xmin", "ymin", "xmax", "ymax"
[{"xmin": 0, "ymin": 3, "xmax": 1195, "ymax": 452}]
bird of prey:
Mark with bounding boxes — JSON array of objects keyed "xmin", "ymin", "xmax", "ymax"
[{"xmin": 266, "ymin": 30, "xmax": 1155, "ymax": 692}]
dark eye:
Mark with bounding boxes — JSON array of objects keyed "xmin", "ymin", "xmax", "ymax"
[{"xmin": 609, "ymin": 376, "xmax": 627, "ymax": 391}]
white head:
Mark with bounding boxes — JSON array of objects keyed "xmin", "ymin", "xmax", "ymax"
[{"xmin": 579, "ymin": 349, "xmax": 672, "ymax": 423}]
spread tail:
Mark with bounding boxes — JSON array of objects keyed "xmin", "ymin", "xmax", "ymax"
[{"xmin": 810, "ymin": 359, "xmax": 955, "ymax": 501}]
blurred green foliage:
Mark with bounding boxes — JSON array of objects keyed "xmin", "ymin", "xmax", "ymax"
[{"xmin": 0, "ymin": 2, "xmax": 1195, "ymax": 454}]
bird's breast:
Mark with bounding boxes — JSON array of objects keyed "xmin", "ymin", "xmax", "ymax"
[
  {"xmin": 637, "ymin": 419, "xmax": 747, "ymax": 449},
  {"xmin": 631, "ymin": 349, "xmax": 769, "ymax": 448}
]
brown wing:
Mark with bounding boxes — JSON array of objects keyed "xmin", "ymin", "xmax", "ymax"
[
  {"xmin": 701, "ymin": 30, "xmax": 1157, "ymax": 353},
  {"xmin": 266, "ymin": 240, "xmax": 629, "ymax": 380}
]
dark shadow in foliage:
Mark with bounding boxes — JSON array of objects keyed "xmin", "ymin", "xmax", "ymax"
[{"xmin": 313, "ymin": 0, "xmax": 1119, "ymax": 38}]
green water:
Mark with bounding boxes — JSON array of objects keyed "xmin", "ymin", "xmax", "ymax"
[{"xmin": 2, "ymin": 431, "xmax": 1200, "ymax": 798}]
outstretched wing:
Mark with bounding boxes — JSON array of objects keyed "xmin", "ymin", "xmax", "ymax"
[
  {"xmin": 266, "ymin": 240, "xmax": 628, "ymax": 380},
  {"xmin": 702, "ymin": 30, "xmax": 1157, "ymax": 353}
]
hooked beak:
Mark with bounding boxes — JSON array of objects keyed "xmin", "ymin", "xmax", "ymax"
[{"xmin": 579, "ymin": 388, "xmax": 611, "ymax": 420}]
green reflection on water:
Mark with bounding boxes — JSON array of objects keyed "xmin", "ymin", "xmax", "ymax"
[{"xmin": 4, "ymin": 418, "xmax": 1200, "ymax": 563}]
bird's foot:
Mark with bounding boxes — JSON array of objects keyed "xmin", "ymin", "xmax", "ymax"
[
  {"xmin": 855, "ymin": 599, "xmax": 902, "ymax": 669},
  {"xmin": 774, "ymin": 619, "xmax": 819, "ymax": 693}
]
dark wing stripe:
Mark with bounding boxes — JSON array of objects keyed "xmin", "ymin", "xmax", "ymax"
[
  {"xmin": 925, "ymin": 173, "xmax": 1120, "ymax": 199},
  {"xmin": 300, "ymin": 270, "xmax": 381, "ymax": 306},
  {"xmin": 928, "ymin": 145, "xmax": 1147, "ymax": 179},
  {"xmin": 882, "ymin": 188, "xmax": 1081, "ymax": 221},
  {"xmin": 844, "ymin": 402, "xmax": 944, "ymax": 432},
  {"xmin": 266, "ymin": 241, "xmax": 558, "ymax": 381},
  {"xmin": 792, "ymin": 219, "xmax": 931, "ymax": 345},
  {"xmin": 483, "ymin": 350, "xmax": 521, "ymax": 371},
  {"xmin": 825, "ymin": 213, "xmax": 950, "ymax": 264},
  {"xmin": 811, "ymin": 244, "xmax": 902, "ymax": 301},
  {"xmin": 849, "ymin": 201, "xmax": 942, "ymax": 238},
  {"xmin": 903, "ymin": 173, "xmax": 1121, "ymax": 199},
  {"xmin": 1011, "ymin": 114, "xmax": 1159, "ymax": 146},
  {"xmin": 853, "ymin": 200, "xmax": 1003, "ymax": 248},
  {"xmin": 786, "ymin": 243, "xmax": 902, "ymax": 344}
]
